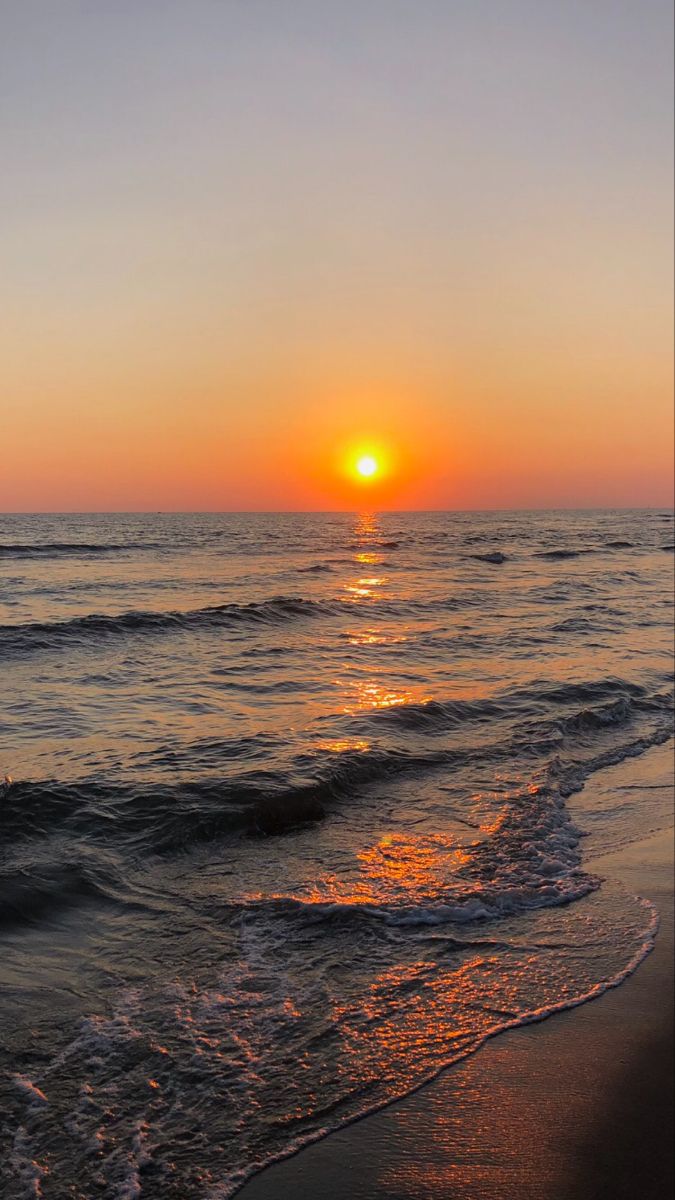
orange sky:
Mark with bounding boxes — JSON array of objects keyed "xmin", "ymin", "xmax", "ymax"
[{"xmin": 1, "ymin": 2, "xmax": 673, "ymax": 511}]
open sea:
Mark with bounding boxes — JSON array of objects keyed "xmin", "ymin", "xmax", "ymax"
[{"xmin": 1, "ymin": 509, "xmax": 673, "ymax": 1199}]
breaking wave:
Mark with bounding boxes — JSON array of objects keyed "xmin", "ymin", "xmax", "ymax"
[{"xmin": 2, "ymin": 678, "xmax": 670, "ymax": 863}]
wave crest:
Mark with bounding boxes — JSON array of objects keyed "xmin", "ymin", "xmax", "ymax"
[{"xmin": 0, "ymin": 595, "xmax": 338, "ymax": 656}]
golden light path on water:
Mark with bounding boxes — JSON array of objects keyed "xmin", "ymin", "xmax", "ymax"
[
  {"xmin": 260, "ymin": 510, "xmax": 470, "ymax": 911},
  {"xmin": 337, "ymin": 513, "xmax": 429, "ymax": 711}
]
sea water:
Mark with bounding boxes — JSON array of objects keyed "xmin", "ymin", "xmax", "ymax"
[{"xmin": 1, "ymin": 509, "xmax": 673, "ymax": 1198}]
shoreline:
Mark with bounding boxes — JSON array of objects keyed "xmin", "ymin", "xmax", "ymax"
[{"xmin": 239, "ymin": 748, "xmax": 674, "ymax": 1200}]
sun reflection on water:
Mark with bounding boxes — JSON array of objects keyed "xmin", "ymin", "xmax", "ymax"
[
  {"xmin": 317, "ymin": 738, "xmax": 371, "ymax": 753},
  {"xmin": 343, "ymin": 576, "xmax": 387, "ymax": 600},
  {"xmin": 338, "ymin": 677, "xmax": 426, "ymax": 713},
  {"xmin": 288, "ymin": 832, "xmax": 473, "ymax": 909},
  {"xmin": 344, "ymin": 628, "xmax": 408, "ymax": 646}
]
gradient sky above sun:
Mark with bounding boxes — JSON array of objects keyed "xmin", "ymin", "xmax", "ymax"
[{"xmin": 1, "ymin": 1, "xmax": 673, "ymax": 512}]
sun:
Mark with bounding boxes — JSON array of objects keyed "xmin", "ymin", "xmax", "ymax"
[
  {"xmin": 356, "ymin": 454, "xmax": 378, "ymax": 479},
  {"xmin": 341, "ymin": 441, "xmax": 391, "ymax": 489}
]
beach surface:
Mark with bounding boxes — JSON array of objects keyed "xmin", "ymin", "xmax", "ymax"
[{"xmin": 239, "ymin": 744, "xmax": 674, "ymax": 1200}]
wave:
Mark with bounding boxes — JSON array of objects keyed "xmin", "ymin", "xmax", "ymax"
[
  {"xmin": 354, "ymin": 695, "xmax": 504, "ymax": 731},
  {"xmin": 0, "ymin": 863, "xmax": 108, "ymax": 930},
  {"xmin": 0, "ymin": 595, "xmax": 339, "ymax": 656},
  {"xmin": 529, "ymin": 677, "xmax": 649, "ymax": 705},
  {"xmin": 533, "ymin": 548, "xmax": 596, "ymax": 560},
  {"xmin": 0, "ymin": 591, "xmax": 499, "ymax": 656},
  {"xmin": 347, "ymin": 539, "xmax": 403, "ymax": 550},
  {"xmin": 462, "ymin": 543, "xmax": 636, "ymax": 566},
  {"xmin": 352, "ymin": 677, "xmax": 670, "ymax": 733},
  {"xmin": 6, "ymin": 872, "xmax": 658, "ymax": 1200},
  {"xmin": 467, "ymin": 551, "xmax": 508, "ymax": 564},
  {"xmin": 245, "ymin": 727, "xmax": 672, "ymax": 936},
  {"xmin": 550, "ymin": 616, "xmax": 600, "ymax": 633},
  {"xmin": 232, "ymin": 896, "xmax": 659, "ymax": 1196},
  {"xmin": 558, "ymin": 696, "xmax": 635, "ymax": 734},
  {"xmin": 7, "ymin": 889, "xmax": 658, "ymax": 1200},
  {"xmin": 244, "ymin": 741, "xmax": 670, "ymax": 937},
  {"xmin": 0, "ymin": 744, "xmax": 450, "ymax": 852},
  {"xmin": 2, "ymin": 680, "xmax": 670, "ymax": 855},
  {"xmin": 0, "ymin": 541, "xmax": 163, "ymax": 559}
]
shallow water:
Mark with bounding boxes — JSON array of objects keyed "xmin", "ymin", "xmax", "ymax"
[{"xmin": 0, "ymin": 509, "xmax": 673, "ymax": 1198}]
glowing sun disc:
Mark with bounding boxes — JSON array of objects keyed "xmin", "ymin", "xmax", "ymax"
[{"xmin": 356, "ymin": 455, "xmax": 378, "ymax": 479}]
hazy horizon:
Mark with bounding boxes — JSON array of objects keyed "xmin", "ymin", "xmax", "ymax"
[{"xmin": 3, "ymin": 503, "xmax": 673, "ymax": 517}]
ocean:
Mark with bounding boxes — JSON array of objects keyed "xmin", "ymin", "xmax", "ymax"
[{"xmin": 1, "ymin": 509, "xmax": 673, "ymax": 1199}]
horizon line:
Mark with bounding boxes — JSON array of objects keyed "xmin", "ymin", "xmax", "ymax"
[{"xmin": 2, "ymin": 505, "xmax": 673, "ymax": 517}]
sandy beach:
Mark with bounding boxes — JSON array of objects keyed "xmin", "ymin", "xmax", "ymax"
[{"xmin": 240, "ymin": 746, "xmax": 674, "ymax": 1200}]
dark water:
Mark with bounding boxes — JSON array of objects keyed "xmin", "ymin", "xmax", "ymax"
[{"xmin": 1, "ymin": 509, "xmax": 673, "ymax": 1198}]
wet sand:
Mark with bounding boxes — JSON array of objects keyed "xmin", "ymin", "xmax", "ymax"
[{"xmin": 240, "ymin": 770, "xmax": 674, "ymax": 1200}]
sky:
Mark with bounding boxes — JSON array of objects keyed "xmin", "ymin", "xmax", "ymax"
[{"xmin": 1, "ymin": 0, "xmax": 673, "ymax": 511}]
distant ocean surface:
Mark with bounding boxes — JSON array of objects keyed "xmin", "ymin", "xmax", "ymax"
[{"xmin": 1, "ymin": 509, "xmax": 673, "ymax": 1199}]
